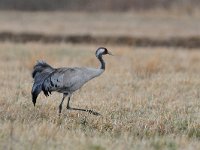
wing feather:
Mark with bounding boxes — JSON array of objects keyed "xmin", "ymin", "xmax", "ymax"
[{"xmin": 42, "ymin": 67, "xmax": 103, "ymax": 95}]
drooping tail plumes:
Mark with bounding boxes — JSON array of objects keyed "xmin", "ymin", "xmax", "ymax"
[{"xmin": 31, "ymin": 60, "xmax": 55, "ymax": 106}]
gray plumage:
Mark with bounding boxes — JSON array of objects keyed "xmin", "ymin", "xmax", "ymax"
[{"xmin": 31, "ymin": 47, "xmax": 112, "ymax": 115}]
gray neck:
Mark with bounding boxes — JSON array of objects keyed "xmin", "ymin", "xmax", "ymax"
[{"xmin": 97, "ymin": 55, "xmax": 105, "ymax": 70}]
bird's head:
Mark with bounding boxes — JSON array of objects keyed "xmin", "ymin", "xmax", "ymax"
[{"xmin": 95, "ymin": 47, "xmax": 113, "ymax": 58}]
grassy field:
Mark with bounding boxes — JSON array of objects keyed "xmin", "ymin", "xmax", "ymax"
[
  {"xmin": 0, "ymin": 11, "xmax": 200, "ymax": 38},
  {"xmin": 0, "ymin": 42, "xmax": 199, "ymax": 150}
]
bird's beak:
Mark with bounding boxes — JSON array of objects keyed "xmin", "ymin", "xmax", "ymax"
[{"xmin": 108, "ymin": 51, "xmax": 114, "ymax": 56}]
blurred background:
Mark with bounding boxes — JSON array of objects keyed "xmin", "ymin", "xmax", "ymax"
[
  {"xmin": 0, "ymin": 0, "xmax": 199, "ymax": 12},
  {"xmin": 0, "ymin": 0, "xmax": 199, "ymax": 47}
]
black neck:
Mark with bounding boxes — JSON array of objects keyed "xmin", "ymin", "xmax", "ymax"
[{"xmin": 98, "ymin": 55, "xmax": 105, "ymax": 70}]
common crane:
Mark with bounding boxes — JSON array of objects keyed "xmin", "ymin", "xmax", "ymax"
[{"xmin": 31, "ymin": 47, "xmax": 112, "ymax": 115}]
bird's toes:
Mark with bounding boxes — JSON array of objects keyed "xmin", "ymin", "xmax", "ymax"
[
  {"xmin": 87, "ymin": 110, "xmax": 101, "ymax": 116},
  {"xmin": 87, "ymin": 109, "xmax": 92, "ymax": 113},
  {"xmin": 92, "ymin": 111, "xmax": 101, "ymax": 116}
]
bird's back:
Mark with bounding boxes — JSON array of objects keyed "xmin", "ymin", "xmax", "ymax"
[{"xmin": 42, "ymin": 67, "xmax": 104, "ymax": 95}]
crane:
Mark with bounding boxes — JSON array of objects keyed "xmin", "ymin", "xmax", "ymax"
[{"xmin": 31, "ymin": 47, "xmax": 112, "ymax": 115}]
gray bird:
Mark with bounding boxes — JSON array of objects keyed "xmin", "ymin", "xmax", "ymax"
[{"xmin": 31, "ymin": 47, "xmax": 112, "ymax": 115}]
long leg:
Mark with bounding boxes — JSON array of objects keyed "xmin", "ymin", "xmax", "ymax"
[
  {"xmin": 59, "ymin": 94, "xmax": 67, "ymax": 114},
  {"xmin": 66, "ymin": 96, "xmax": 71, "ymax": 109},
  {"xmin": 66, "ymin": 96, "xmax": 101, "ymax": 116}
]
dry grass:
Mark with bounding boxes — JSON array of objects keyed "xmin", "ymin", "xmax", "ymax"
[
  {"xmin": 0, "ymin": 42, "xmax": 199, "ymax": 150},
  {"xmin": 0, "ymin": 11, "xmax": 200, "ymax": 39}
]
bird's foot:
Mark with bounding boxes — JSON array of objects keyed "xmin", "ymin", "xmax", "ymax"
[
  {"xmin": 66, "ymin": 106, "xmax": 101, "ymax": 116},
  {"xmin": 87, "ymin": 110, "xmax": 101, "ymax": 116}
]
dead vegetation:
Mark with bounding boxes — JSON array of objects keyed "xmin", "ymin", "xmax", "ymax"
[
  {"xmin": 0, "ymin": 43, "xmax": 199, "ymax": 150},
  {"xmin": 1, "ymin": 32, "xmax": 200, "ymax": 48},
  {"xmin": 0, "ymin": 12, "xmax": 200, "ymax": 39},
  {"xmin": 0, "ymin": 11, "xmax": 200, "ymax": 49}
]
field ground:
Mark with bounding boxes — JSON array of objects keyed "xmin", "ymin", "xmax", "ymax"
[
  {"xmin": 0, "ymin": 42, "xmax": 199, "ymax": 150},
  {"xmin": 0, "ymin": 11, "xmax": 200, "ymax": 39}
]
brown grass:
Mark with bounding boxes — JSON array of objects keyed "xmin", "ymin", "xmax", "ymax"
[
  {"xmin": 0, "ymin": 11, "xmax": 200, "ymax": 39},
  {"xmin": 0, "ymin": 42, "xmax": 199, "ymax": 150}
]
